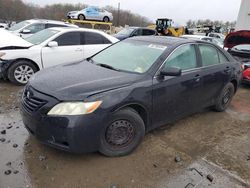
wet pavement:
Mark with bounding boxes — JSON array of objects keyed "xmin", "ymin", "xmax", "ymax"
[{"xmin": 0, "ymin": 80, "xmax": 250, "ymax": 188}]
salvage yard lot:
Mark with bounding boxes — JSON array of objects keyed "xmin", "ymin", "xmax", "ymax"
[{"xmin": 0, "ymin": 80, "xmax": 250, "ymax": 188}]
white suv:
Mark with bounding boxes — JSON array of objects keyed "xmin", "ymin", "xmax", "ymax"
[
  {"xmin": 0, "ymin": 27, "xmax": 119, "ymax": 85},
  {"xmin": 7, "ymin": 19, "xmax": 78, "ymax": 38}
]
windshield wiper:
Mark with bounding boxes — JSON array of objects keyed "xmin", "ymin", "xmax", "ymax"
[{"xmin": 96, "ymin": 63, "xmax": 120, "ymax": 71}]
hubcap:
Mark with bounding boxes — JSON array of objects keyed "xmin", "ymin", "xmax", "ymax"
[
  {"xmin": 105, "ymin": 120, "xmax": 134, "ymax": 147},
  {"xmin": 14, "ymin": 65, "xmax": 34, "ymax": 84}
]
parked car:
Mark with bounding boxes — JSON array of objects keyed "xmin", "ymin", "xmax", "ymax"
[
  {"xmin": 0, "ymin": 27, "xmax": 119, "ymax": 85},
  {"xmin": 20, "ymin": 36, "xmax": 242, "ymax": 157},
  {"xmin": 242, "ymin": 62, "xmax": 250, "ymax": 84},
  {"xmin": 7, "ymin": 19, "xmax": 78, "ymax": 38},
  {"xmin": 67, "ymin": 6, "xmax": 113, "ymax": 22},
  {"xmin": 114, "ymin": 27, "xmax": 158, "ymax": 40},
  {"xmin": 228, "ymin": 44, "xmax": 250, "ymax": 58},
  {"xmin": 208, "ymin": 33, "xmax": 225, "ymax": 40},
  {"xmin": 224, "ymin": 30, "xmax": 250, "ymax": 50},
  {"xmin": 0, "ymin": 22, "xmax": 8, "ymax": 29},
  {"xmin": 182, "ymin": 35, "xmax": 224, "ymax": 48}
]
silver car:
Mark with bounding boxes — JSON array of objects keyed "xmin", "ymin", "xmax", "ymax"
[{"xmin": 67, "ymin": 6, "xmax": 113, "ymax": 22}]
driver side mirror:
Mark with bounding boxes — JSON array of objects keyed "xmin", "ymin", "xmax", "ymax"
[
  {"xmin": 48, "ymin": 41, "xmax": 58, "ymax": 48},
  {"xmin": 21, "ymin": 29, "xmax": 31, "ymax": 34},
  {"xmin": 160, "ymin": 66, "xmax": 182, "ymax": 77}
]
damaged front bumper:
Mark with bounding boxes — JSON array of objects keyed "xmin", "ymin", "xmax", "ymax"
[{"xmin": 0, "ymin": 59, "xmax": 13, "ymax": 79}]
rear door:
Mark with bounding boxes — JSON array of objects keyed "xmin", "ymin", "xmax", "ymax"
[
  {"xmin": 198, "ymin": 44, "xmax": 231, "ymax": 106},
  {"xmin": 41, "ymin": 32, "xmax": 84, "ymax": 68},
  {"xmin": 81, "ymin": 31, "xmax": 112, "ymax": 58},
  {"xmin": 152, "ymin": 44, "xmax": 203, "ymax": 127}
]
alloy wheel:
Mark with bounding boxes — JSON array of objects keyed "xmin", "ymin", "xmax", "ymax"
[{"xmin": 14, "ymin": 65, "xmax": 34, "ymax": 84}]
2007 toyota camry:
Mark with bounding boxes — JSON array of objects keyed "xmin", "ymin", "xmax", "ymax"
[{"xmin": 20, "ymin": 36, "xmax": 242, "ymax": 157}]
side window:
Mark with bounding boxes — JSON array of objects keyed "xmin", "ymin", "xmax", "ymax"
[
  {"xmin": 143, "ymin": 29, "xmax": 156, "ymax": 35},
  {"xmin": 199, "ymin": 45, "xmax": 220, "ymax": 66},
  {"xmin": 54, "ymin": 32, "xmax": 80, "ymax": 46},
  {"xmin": 133, "ymin": 29, "xmax": 143, "ymax": 36},
  {"xmin": 24, "ymin": 23, "xmax": 45, "ymax": 34},
  {"xmin": 81, "ymin": 32, "xmax": 111, "ymax": 45},
  {"xmin": 218, "ymin": 51, "xmax": 229, "ymax": 63},
  {"xmin": 46, "ymin": 24, "xmax": 67, "ymax": 28},
  {"xmin": 164, "ymin": 44, "xmax": 197, "ymax": 71}
]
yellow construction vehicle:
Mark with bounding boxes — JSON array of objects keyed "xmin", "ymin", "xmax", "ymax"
[{"xmin": 149, "ymin": 18, "xmax": 185, "ymax": 37}]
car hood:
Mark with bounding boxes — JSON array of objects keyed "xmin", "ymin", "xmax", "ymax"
[
  {"xmin": 0, "ymin": 29, "xmax": 33, "ymax": 49},
  {"xmin": 30, "ymin": 61, "xmax": 141, "ymax": 101},
  {"xmin": 68, "ymin": 11, "xmax": 79, "ymax": 14}
]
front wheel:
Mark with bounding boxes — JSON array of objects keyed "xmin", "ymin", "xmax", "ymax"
[
  {"xmin": 99, "ymin": 108, "xmax": 145, "ymax": 157},
  {"xmin": 7, "ymin": 60, "xmax": 37, "ymax": 85},
  {"xmin": 78, "ymin": 14, "xmax": 85, "ymax": 20},
  {"xmin": 214, "ymin": 82, "xmax": 235, "ymax": 112},
  {"xmin": 103, "ymin": 16, "xmax": 110, "ymax": 22}
]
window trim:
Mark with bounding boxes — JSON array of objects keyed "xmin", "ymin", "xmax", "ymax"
[{"xmin": 154, "ymin": 43, "xmax": 200, "ymax": 78}]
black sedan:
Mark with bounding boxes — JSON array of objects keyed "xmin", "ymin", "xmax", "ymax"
[
  {"xmin": 20, "ymin": 36, "xmax": 242, "ymax": 157},
  {"xmin": 113, "ymin": 27, "xmax": 157, "ymax": 40}
]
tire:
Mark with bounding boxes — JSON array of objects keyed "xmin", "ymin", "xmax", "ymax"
[
  {"xmin": 214, "ymin": 82, "xmax": 235, "ymax": 112},
  {"xmin": 7, "ymin": 60, "xmax": 38, "ymax": 85},
  {"xmin": 78, "ymin": 14, "xmax": 85, "ymax": 20},
  {"xmin": 99, "ymin": 108, "xmax": 145, "ymax": 157},
  {"xmin": 103, "ymin": 16, "xmax": 110, "ymax": 22}
]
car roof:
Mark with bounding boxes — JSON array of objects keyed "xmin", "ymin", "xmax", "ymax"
[
  {"xmin": 26, "ymin": 19, "xmax": 73, "ymax": 25},
  {"xmin": 47, "ymin": 27, "xmax": 109, "ymax": 34},
  {"xmin": 127, "ymin": 36, "xmax": 193, "ymax": 45},
  {"xmin": 128, "ymin": 26, "xmax": 155, "ymax": 30}
]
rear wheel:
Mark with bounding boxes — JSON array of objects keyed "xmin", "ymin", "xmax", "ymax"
[
  {"xmin": 99, "ymin": 108, "xmax": 145, "ymax": 157},
  {"xmin": 103, "ymin": 16, "xmax": 110, "ymax": 22},
  {"xmin": 78, "ymin": 14, "xmax": 85, "ymax": 20},
  {"xmin": 214, "ymin": 82, "xmax": 235, "ymax": 112},
  {"xmin": 7, "ymin": 60, "xmax": 37, "ymax": 85}
]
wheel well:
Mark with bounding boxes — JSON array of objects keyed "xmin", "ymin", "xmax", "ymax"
[
  {"xmin": 230, "ymin": 79, "xmax": 238, "ymax": 93},
  {"xmin": 119, "ymin": 104, "xmax": 148, "ymax": 129},
  {"xmin": 7, "ymin": 58, "xmax": 40, "ymax": 73}
]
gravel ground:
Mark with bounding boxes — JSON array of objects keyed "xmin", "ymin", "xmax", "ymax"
[{"xmin": 0, "ymin": 80, "xmax": 250, "ymax": 188}]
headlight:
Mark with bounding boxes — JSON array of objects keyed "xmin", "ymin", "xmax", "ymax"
[
  {"xmin": 0, "ymin": 52, "xmax": 6, "ymax": 58},
  {"xmin": 47, "ymin": 101, "xmax": 102, "ymax": 116}
]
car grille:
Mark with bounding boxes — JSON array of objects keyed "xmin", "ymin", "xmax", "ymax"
[{"xmin": 22, "ymin": 87, "xmax": 47, "ymax": 113}]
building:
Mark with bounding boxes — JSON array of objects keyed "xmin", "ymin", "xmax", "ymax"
[{"xmin": 236, "ymin": 0, "xmax": 250, "ymax": 31}]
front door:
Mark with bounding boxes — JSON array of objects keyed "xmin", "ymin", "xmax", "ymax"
[
  {"xmin": 41, "ymin": 32, "xmax": 84, "ymax": 68},
  {"xmin": 152, "ymin": 44, "xmax": 203, "ymax": 127}
]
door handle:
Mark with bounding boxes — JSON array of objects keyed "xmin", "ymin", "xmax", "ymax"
[
  {"xmin": 224, "ymin": 66, "xmax": 231, "ymax": 74},
  {"xmin": 75, "ymin": 48, "xmax": 83, "ymax": 52},
  {"xmin": 194, "ymin": 74, "xmax": 201, "ymax": 82}
]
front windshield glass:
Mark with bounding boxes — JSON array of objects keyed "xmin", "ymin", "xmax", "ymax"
[
  {"xmin": 117, "ymin": 28, "xmax": 135, "ymax": 36},
  {"xmin": 8, "ymin": 21, "xmax": 29, "ymax": 31},
  {"xmin": 25, "ymin": 29, "xmax": 59, "ymax": 45},
  {"xmin": 92, "ymin": 41, "xmax": 166, "ymax": 73}
]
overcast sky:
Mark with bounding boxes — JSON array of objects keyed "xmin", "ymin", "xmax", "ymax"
[{"xmin": 24, "ymin": 0, "xmax": 241, "ymax": 25}]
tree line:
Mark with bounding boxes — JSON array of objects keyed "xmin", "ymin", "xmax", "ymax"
[
  {"xmin": 0, "ymin": 0, "xmax": 151, "ymax": 27},
  {"xmin": 186, "ymin": 19, "xmax": 236, "ymax": 30}
]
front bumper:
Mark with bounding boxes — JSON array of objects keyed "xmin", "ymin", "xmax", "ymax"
[
  {"xmin": 0, "ymin": 59, "xmax": 12, "ymax": 79},
  {"xmin": 67, "ymin": 14, "xmax": 78, "ymax": 19},
  {"xmin": 20, "ymin": 86, "xmax": 107, "ymax": 153}
]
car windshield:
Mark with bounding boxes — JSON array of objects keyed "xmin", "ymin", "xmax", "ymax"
[
  {"xmin": 25, "ymin": 29, "xmax": 59, "ymax": 45},
  {"xmin": 8, "ymin": 21, "xmax": 30, "ymax": 31},
  {"xmin": 92, "ymin": 40, "xmax": 166, "ymax": 73},
  {"xmin": 117, "ymin": 28, "xmax": 135, "ymax": 36}
]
